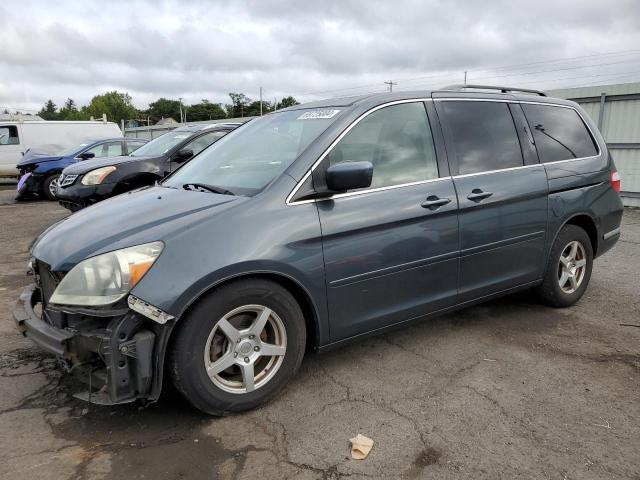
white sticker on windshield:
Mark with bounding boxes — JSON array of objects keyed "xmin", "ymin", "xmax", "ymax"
[
  {"xmin": 174, "ymin": 134, "xmax": 190, "ymax": 139},
  {"xmin": 297, "ymin": 109, "xmax": 340, "ymax": 120}
]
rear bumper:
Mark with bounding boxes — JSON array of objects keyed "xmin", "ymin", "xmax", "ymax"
[
  {"xmin": 598, "ymin": 226, "xmax": 621, "ymax": 257},
  {"xmin": 14, "ymin": 285, "xmax": 169, "ymax": 405}
]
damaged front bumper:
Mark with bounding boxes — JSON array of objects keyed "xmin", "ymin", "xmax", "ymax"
[{"xmin": 14, "ymin": 285, "xmax": 174, "ymax": 405}]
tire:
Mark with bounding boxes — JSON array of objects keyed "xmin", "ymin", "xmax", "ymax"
[
  {"xmin": 169, "ymin": 279, "xmax": 306, "ymax": 415},
  {"xmin": 42, "ymin": 174, "xmax": 60, "ymax": 200},
  {"xmin": 538, "ymin": 224, "xmax": 593, "ymax": 308}
]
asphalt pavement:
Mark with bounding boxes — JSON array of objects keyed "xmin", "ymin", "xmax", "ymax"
[{"xmin": 0, "ymin": 189, "xmax": 638, "ymax": 479}]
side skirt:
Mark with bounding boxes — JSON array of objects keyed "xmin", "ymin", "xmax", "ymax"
[{"xmin": 317, "ymin": 279, "xmax": 543, "ymax": 353}]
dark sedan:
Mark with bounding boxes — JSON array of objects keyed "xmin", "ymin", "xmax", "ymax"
[{"xmin": 56, "ymin": 123, "xmax": 241, "ymax": 211}]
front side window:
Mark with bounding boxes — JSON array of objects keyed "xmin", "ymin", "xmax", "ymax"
[
  {"xmin": 84, "ymin": 141, "xmax": 123, "ymax": 158},
  {"xmin": 126, "ymin": 141, "xmax": 146, "ymax": 154},
  {"xmin": 164, "ymin": 110, "xmax": 339, "ymax": 196},
  {"xmin": 0, "ymin": 126, "xmax": 19, "ymax": 145},
  {"xmin": 522, "ymin": 104, "xmax": 598, "ymax": 163},
  {"xmin": 184, "ymin": 130, "xmax": 228, "ymax": 157},
  {"xmin": 130, "ymin": 130, "xmax": 194, "ymax": 157},
  {"xmin": 440, "ymin": 101, "xmax": 524, "ymax": 175},
  {"xmin": 328, "ymin": 102, "xmax": 438, "ymax": 189}
]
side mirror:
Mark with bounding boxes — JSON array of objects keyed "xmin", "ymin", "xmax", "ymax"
[
  {"xmin": 326, "ymin": 161, "xmax": 373, "ymax": 192},
  {"xmin": 173, "ymin": 148, "xmax": 194, "ymax": 162},
  {"xmin": 78, "ymin": 152, "xmax": 95, "ymax": 160}
]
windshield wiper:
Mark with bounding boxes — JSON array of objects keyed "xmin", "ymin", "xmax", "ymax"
[{"xmin": 182, "ymin": 183, "xmax": 234, "ymax": 195}]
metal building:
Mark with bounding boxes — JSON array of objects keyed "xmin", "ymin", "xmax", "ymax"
[{"xmin": 549, "ymin": 82, "xmax": 640, "ymax": 207}]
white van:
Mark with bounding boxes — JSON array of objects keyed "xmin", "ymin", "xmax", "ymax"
[{"xmin": 0, "ymin": 120, "xmax": 123, "ymax": 177}]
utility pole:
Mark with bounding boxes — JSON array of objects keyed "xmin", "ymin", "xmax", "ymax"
[
  {"xmin": 464, "ymin": 71, "xmax": 467, "ymax": 86},
  {"xmin": 259, "ymin": 87, "xmax": 263, "ymax": 116},
  {"xmin": 274, "ymin": 97, "xmax": 277, "ymax": 111},
  {"xmin": 178, "ymin": 97, "xmax": 184, "ymax": 123},
  {"xmin": 384, "ymin": 80, "xmax": 397, "ymax": 92}
]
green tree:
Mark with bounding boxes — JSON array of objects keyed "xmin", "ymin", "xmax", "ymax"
[
  {"xmin": 186, "ymin": 99, "xmax": 227, "ymax": 121},
  {"xmin": 38, "ymin": 100, "xmax": 58, "ymax": 120},
  {"xmin": 227, "ymin": 93, "xmax": 251, "ymax": 117},
  {"xmin": 245, "ymin": 100, "xmax": 275, "ymax": 117},
  {"xmin": 59, "ymin": 98, "xmax": 84, "ymax": 120},
  {"xmin": 277, "ymin": 96, "xmax": 299, "ymax": 109},
  {"xmin": 146, "ymin": 98, "xmax": 182, "ymax": 123},
  {"xmin": 83, "ymin": 91, "xmax": 138, "ymax": 125}
]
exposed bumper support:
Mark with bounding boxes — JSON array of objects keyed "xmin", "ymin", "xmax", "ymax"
[
  {"xmin": 14, "ymin": 285, "xmax": 167, "ymax": 406},
  {"xmin": 14, "ymin": 285, "xmax": 73, "ymax": 356}
]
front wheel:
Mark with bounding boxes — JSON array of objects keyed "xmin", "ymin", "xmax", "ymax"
[
  {"xmin": 169, "ymin": 279, "xmax": 306, "ymax": 415},
  {"xmin": 42, "ymin": 174, "xmax": 60, "ymax": 200},
  {"xmin": 538, "ymin": 224, "xmax": 593, "ymax": 308}
]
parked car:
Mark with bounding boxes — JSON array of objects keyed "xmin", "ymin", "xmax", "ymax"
[
  {"xmin": 56, "ymin": 123, "xmax": 240, "ymax": 211},
  {"xmin": 14, "ymin": 85, "xmax": 623, "ymax": 415},
  {"xmin": 0, "ymin": 120, "xmax": 122, "ymax": 177},
  {"xmin": 16, "ymin": 138, "xmax": 148, "ymax": 200}
]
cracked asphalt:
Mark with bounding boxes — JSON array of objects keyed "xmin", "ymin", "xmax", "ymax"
[{"xmin": 0, "ymin": 187, "xmax": 638, "ymax": 479}]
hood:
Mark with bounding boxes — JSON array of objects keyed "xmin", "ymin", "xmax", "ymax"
[
  {"xmin": 17, "ymin": 152, "xmax": 62, "ymax": 167},
  {"xmin": 62, "ymin": 154, "xmax": 157, "ymax": 175},
  {"xmin": 32, "ymin": 186, "xmax": 244, "ymax": 271}
]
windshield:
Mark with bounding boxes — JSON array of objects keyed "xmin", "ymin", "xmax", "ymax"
[
  {"xmin": 163, "ymin": 109, "xmax": 340, "ymax": 196},
  {"xmin": 130, "ymin": 130, "xmax": 193, "ymax": 157},
  {"xmin": 57, "ymin": 143, "xmax": 90, "ymax": 157}
]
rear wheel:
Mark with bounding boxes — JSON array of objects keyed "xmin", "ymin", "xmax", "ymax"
[
  {"xmin": 538, "ymin": 224, "xmax": 593, "ymax": 307},
  {"xmin": 169, "ymin": 279, "xmax": 306, "ymax": 415},
  {"xmin": 42, "ymin": 174, "xmax": 60, "ymax": 200}
]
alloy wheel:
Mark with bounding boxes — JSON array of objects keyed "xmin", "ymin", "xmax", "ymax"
[
  {"xmin": 48, "ymin": 178, "xmax": 59, "ymax": 197},
  {"xmin": 557, "ymin": 240, "xmax": 587, "ymax": 294},
  {"xmin": 204, "ymin": 304, "xmax": 287, "ymax": 394}
]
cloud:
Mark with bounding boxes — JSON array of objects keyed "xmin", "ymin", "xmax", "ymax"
[{"xmin": 1, "ymin": 0, "xmax": 639, "ymax": 112}]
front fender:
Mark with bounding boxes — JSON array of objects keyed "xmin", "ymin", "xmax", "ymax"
[{"xmin": 129, "ymin": 179, "xmax": 329, "ymax": 345}]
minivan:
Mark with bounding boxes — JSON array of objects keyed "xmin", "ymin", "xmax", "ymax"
[{"xmin": 14, "ymin": 85, "xmax": 623, "ymax": 415}]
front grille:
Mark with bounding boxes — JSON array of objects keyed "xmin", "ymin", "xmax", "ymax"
[
  {"xmin": 35, "ymin": 259, "xmax": 61, "ymax": 308},
  {"xmin": 58, "ymin": 174, "xmax": 78, "ymax": 188}
]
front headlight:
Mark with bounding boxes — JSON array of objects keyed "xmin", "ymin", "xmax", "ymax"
[
  {"xmin": 81, "ymin": 166, "xmax": 116, "ymax": 185},
  {"xmin": 49, "ymin": 241, "xmax": 163, "ymax": 306}
]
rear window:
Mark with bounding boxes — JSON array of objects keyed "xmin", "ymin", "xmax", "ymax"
[
  {"xmin": 439, "ymin": 101, "xmax": 524, "ymax": 175},
  {"xmin": 522, "ymin": 104, "xmax": 598, "ymax": 163}
]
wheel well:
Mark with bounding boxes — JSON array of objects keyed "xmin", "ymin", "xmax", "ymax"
[
  {"xmin": 565, "ymin": 215, "xmax": 598, "ymax": 255},
  {"xmin": 175, "ymin": 273, "xmax": 320, "ymax": 352}
]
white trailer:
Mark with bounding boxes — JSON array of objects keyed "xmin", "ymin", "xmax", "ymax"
[{"xmin": 0, "ymin": 120, "xmax": 122, "ymax": 177}]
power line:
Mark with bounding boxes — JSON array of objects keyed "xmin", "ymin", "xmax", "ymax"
[{"xmin": 300, "ymin": 48, "xmax": 640, "ymax": 98}]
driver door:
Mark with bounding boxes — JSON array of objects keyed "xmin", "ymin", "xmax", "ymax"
[{"xmin": 316, "ymin": 101, "xmax": 460, "ymax": 341}]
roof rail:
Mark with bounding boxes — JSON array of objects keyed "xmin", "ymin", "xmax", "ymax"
[{"xmin": 440, "ymin": 84, "xmax": 547, "ymax": 97}]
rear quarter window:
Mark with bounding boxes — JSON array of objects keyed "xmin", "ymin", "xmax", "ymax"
[{"xmin": 522, "ymin": 104, "xmax": 598, "ymax": 163}]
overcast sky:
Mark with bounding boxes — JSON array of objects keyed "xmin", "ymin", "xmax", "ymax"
[{"xmin": 2, "ymin": 0, "xmax": 640, "ymax": 112}]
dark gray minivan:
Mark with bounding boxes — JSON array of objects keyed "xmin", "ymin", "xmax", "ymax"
[{"xmin": 15, "ymin": 85, "xmax": 623, "ymax": 415}]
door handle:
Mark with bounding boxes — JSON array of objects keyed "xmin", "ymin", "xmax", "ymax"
[
  {"xmin": 467, "ymin": 189, "xmax": 493, "ymax": 202},
  {"xmin": 421, "ymin": 196, "xmax": 451, "ymax": 210}
]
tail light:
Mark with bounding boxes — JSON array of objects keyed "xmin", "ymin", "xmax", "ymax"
[{"xmin": 610, "ymin": 169, "xmax": 621, "ymax": 193}]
